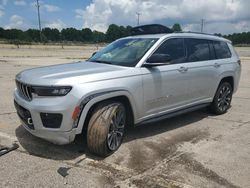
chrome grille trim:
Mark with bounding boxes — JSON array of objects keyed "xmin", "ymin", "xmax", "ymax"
[{"xmin": 16, "ymin": 80, "xmax": 32, "ymax": 101}]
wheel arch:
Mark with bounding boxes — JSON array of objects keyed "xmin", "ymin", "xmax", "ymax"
[
  {"xmin": 219, "ymin": 76, "xmax": 234, "ymax": 92},
  {"xmin": 75, "ymin": 90, "xmax": 136, "ymax": 134}
]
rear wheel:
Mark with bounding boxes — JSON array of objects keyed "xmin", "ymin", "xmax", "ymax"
[
  {"xmin": 87, "ymin": 101, "xmax": 126, "ymax": 157},
  {"xmin": 210, "ymin": 82, "xmax": 233, "ymax": 115}
]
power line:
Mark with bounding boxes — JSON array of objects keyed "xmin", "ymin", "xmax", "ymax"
[
  {"xmin": 36, "ymin": 0, "xmax": 42, "ymax": 42},
  {"xmin": 136, "ymin": 12, "xmax": 141, "ymax": 26}
]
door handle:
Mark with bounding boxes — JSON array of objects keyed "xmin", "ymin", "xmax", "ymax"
[
  {"xmin": 178, "ymin": 66, "xmax": 188, "ymax": 73},
  {"xmin": 214, "ymin": 63, "xmax": 221, "ymax": 68}
]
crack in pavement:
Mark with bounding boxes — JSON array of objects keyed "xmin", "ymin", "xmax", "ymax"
[
  {"xmin": 206, "ymin": 116, "xmax": 247, "ymax": 124},
  {"xmin": 0, "ymin": 112, "xmax": 16, "ymax": 116},
  {"xmin": 233, "ymin": 97, "xmax": 250, "ymax": 100},
  {"xmin": 237, "ymin": 120, "xmax": 250, "ymax": 127}
]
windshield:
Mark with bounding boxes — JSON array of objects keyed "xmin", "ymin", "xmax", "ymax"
[{"xmin": 88, "ymin": 38, "xmax": 158, "ymax": 67}]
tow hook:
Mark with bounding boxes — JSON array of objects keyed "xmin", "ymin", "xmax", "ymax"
[{"xmin": 0, "ymin": 143, "xmax": 19, "ymax": 157}]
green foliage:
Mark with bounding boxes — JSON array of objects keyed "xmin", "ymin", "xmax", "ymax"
[
  {"xmin": 106, "ymin": 24, "xmax": 122, "ymax": 42},
  {"xmin": 61, "ymin": 28, "xmax": 82, "ymax": 41},
  {"xmin": 0, "ymin": 24, "xmax": 249, "ymax": 45},
  {"xmin": 92, "ymin": 30, "xmax": 105, "ymax": 42},
  {"xmin": 0, "ymin": 27, "xmax": 4, "ymax": 38},
  {"xmin": 82, "ymin": 28, "xmax": 93, "ymax": 42},
  {"xmin": 106, "ymin": 24, "xmax": 131, "ymax": 42},
  {"xmin": 224, "ymin": 32, "xmax": 250, "ymax": 45},
  {"xmin": 172, "ymin": 23, "xmax": 182, "ymax": 32},
  {"xmin": 25, "ymin": 29, "xmax": 40, "ymax": 42},
  {"xmin": 3, "ymin": 29, "xmax": 26, "ymax": 40},
  {"xmin": 42, "ymin": 28, "xmax": 60, "ymax": 41}
]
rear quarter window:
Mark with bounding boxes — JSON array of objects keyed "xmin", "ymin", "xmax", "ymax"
[{"xmin": 213, "ymin": 41, "xmax": 232, "ymax": 59}]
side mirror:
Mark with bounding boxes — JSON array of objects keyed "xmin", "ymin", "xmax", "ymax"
[{"xmin": 144, "ymin": 54, "xmax": 171, "ymax": 67}]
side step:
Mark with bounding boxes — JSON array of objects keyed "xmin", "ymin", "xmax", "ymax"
[{"xmin": 137, "ymin": 103, "xmax": 209, "ymax": 126}]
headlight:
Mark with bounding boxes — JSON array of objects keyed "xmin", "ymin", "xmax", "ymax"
[{"xmin": 32, "ymin": 86, "xmax": 72, "ymax": 96}]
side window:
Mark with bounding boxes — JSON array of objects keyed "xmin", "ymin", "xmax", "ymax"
[
  {"xmin": 186, "ymin": 38, "xmax": 210, "ymax": 62},
  {"xmin": 153, "ymin": 38, "xmax": 186, "ymax": 64},
  {"xmin": 213, "ymin": 41, "xmax": 232, "ymax": 59}
]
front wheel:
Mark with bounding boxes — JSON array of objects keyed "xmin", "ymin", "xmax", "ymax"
[
  {"xmin": 87, "ymin": 101, "xmax": 126, "ymax": 157},
  {"xmin": 210, "ymin": 82, "xmax": 233, "ymax": 115}
]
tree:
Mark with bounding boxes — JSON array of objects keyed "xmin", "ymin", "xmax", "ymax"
[
  {"xmin": 172, "ymin": 23, "xmax": 182, "ymax": 32},
  {"xmin": 126, "ymin": 25, "xmax": 133, "ymax": 35},
  {"xmin": 92, "ymin": 30, "xmax": 105, "ymax": 43},
  {"xmin": 0, "ymin": 27, "xmax": 4, "ymax": 38},
  {"xmin": 105, "ymin": 24, "xmax": 131, "ymax": 42},
  {"xmin": 3, "ymin": 29, "xmax": 27, "ymax": 41},
  {"xmin": 25, "ymin": 29, "xmax": 40, "ymax": 42},
  {"xmin": 61, "ymin": 28, "xmax": 81, "ymax": 41},
  {"xmin": 81, "ymin": 28, "xmax": 93, "ymax": 42},
  {"xmin": 42, "ymin": 28, "xmax": 60, "ymax": 41},
  {"xmin": 106, "ymin": 24, "xmax": 121, "ymax": 42}
]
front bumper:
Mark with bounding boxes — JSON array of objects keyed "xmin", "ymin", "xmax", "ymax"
[
  {"xmin": 21, "ymin": 119, "xmax": 76, "ymax": 144},
  {"xmin": 14, "ymin": 89, "xmax": 79, "ymax": 144}
]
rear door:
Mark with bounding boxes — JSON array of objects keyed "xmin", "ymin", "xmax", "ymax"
[{"xmin": 183, "ymin": 38, "xmax": 219, "ymax": 101}]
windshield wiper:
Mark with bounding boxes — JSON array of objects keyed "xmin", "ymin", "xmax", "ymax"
[{"xmin": 91, "ymin": 60, "xmax": 113, "ymax": 65}]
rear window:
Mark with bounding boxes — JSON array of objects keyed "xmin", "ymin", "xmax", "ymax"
[
  {"xmin": 213, "ymin": 41, "xmax": 231, "ymax": 59},
  {"xmin": 186, "ymin": 38, "xmax": 210, "ymax": 62}
]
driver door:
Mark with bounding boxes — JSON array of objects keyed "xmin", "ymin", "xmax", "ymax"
[{"xmin": 141, "ymin": 38, "xmax": 190, "ymax": 118}]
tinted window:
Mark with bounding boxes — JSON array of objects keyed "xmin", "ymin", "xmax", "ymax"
[
  {"xmin": 186, "ymin": 39, "xmax": 210, "ymax": 62},
  {"xmin": 208, "ymin": 41, "xmax": 216, "ymax": 60},
  {"xmin": 213, "ymin": 41, "xmax": 231, "ymax": 59},
  {"xmin": 153, "ymin": 38, "xmax": 186, "ymax": 64}
]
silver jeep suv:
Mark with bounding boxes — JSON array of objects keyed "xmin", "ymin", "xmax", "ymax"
[{"xmin": 14, "ymin": 26, "xmax": 241, "ymax": 156}]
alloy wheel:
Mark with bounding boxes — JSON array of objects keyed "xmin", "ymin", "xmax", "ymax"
[
  {"xmin": 217, "ymin": 85, "xmax": 232, "ymax": 112},
  {"xmin": 107, "ymin": 106, "xmax": 126, "ymax": 151}
]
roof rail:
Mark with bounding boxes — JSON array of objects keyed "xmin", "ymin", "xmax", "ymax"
[
  {"xmin": 130, "ymin": 24, "xmax": 173, "ymax": 36},
  {"xmin": 174, "ymin": 31, "xmax": 220, "ymax": 37}
]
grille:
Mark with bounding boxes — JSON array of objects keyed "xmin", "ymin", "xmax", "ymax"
[
  {"xmin": 16, "ymin": 80, "xmax": 32, "ymax": 101},
  {"xmin": 14, "ymin": 100, "xmax": 34, "ymax": 129}
]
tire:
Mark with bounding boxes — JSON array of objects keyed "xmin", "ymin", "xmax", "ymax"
[
  {"xmin": 87, "ymin": 101, "xmax": 126, "ymax": 157},
  {"xmin": 210, "ymin": 82, "xmax": 233, "ymax": 115}
]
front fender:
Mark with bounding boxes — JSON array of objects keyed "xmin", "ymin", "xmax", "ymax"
[{"xmin": 75, "ymin": 90, "xmax": 137, "ymax": 134}]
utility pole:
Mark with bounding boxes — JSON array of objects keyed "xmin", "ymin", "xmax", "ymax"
[
  {"xmin": 36, "ymin": 0, "xmax": 42, "ymax": 42},
  {"xmin": 136, "ymin": 12, "xmax": 141, "ymax": 26},
  {"xmin": 201, "ymin": 19, "xmax": 205, "ymax": 33}
]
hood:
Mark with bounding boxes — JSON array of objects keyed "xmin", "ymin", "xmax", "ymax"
[{"xmin": 16, "ymin": 61, "xmax": 134, "ymax": 85}]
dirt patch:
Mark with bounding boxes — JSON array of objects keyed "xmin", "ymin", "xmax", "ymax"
[
  {"xmin": 128, "ymin": 130, "xmax": 209, "ymax": 173},
  {"xmin": 87, "ymin": 161, "xmax": 131, "ymax": 180},
  {"xmin": 0, "ymin": 60, "xmax": 8, "ymax": 63},
  {"xmin": 131, "ymin": 176, "xmax": 183, "ymax": 188},
  {"xmin": 176, "ymin": 154, "xmax": 240, "ymax": 188},
  {"xmin": 127, "ymin": 143, "xmax": 152, "ymax": 172},
  {"xmin": 98, "ymin": 176, "xmax": 116, "ymax": 187},
  {"xmin": 114, "ymin": 155, "xmax": 125, "ymax": 165}
]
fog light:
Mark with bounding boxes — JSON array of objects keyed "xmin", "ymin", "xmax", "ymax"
[{"xmin": 40, "ymin": 113, "xmax": 62, "ymax": 128}]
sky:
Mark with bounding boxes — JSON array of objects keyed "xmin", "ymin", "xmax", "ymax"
[{"xmin": 0, "ymin": 0, "xmax": 250, "ymax": 34}]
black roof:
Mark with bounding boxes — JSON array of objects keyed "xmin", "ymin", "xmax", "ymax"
[{"xmin": 130, "ymin": 24, "xmax": 173, "ymax": 36}]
